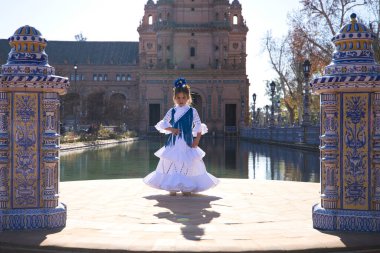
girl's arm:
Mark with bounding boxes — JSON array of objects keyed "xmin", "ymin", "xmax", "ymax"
[
  {"xmin": 192, "ymin": 108, "xmax": 204, "ymax": 148},
  {"xmin": 155, "ymin": 109, "xmax": 173, "ymax": 134},
  {"xmin": 192, "ymin": 132, "xmax": 201, "ymax": 148},
  {"xmin": 165, "ymin": 127, "xmax": 180, "ymax": 135}
]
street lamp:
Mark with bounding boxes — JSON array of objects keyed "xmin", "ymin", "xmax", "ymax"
[
  {"xmin": 252, "ymin": 93, "xmax": 256, "ymax": 128},
  {"xmin": 73, "ymin": 63, "xmax": 78, "ymax": 131},
  {"xmin": 265, "ymin": 105, "xmax": 269, "ymax": 127},
  {"xmin": 302, "ymin": 59, "xmax": 311, "ymax": 126},
  {"xmin": 257, "ymin": 108, "xmax": 261, "ymax": 126},
  {"xmin": 277, "ymin": 100, "xmax": 281, "ymax": 126},
  {"xmin": 269, "ymin": 81, "xmax": 276, "ymax": 127}
]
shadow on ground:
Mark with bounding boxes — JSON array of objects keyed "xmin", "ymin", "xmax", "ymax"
[
  {"xmin": 315, "ymin": 230, "xmax": 380, "ymax": 252},
  {"xmin": 0, "ymin": 228, "xmax": 64, "ymax": 253},
  {"xmin": 144, "ymin": 194, "xmax": 221, "ymax": 241}
]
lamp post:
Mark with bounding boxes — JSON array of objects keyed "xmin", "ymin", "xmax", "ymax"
[
  {"xmin": 265, "ymin": 105, "xmax": 269, "ymax": 127},
  {"xmin": 252, "ymin": 93, "xmax": 256, "ymax": 128},
  {"xmin": 269, "ymin": 81, "xmax": 276, "ymax": 127},
  {"xmin": 256, "ymin": 108, "xmax": 261, "ymax": 127},
  {"xmin": 73, "ymin": 63, "xmax": 78, "ymax": 131},
  {"xmin": 277, "ymin": 100, "xmax": 281, "ymax": 126},
  {"xmin": 302, "ymin": 59, "xmax": 311, "ymax": 126}
]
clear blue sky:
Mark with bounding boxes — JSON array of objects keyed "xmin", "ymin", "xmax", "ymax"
[{"xmin": 0, "ymin": 0, "xmax": 302, "ymax": 108}]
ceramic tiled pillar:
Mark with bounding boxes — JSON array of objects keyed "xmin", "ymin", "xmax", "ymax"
[
  {"xmin": 0, "ymin": 26, "xmax": 69, "ymax": 230},
  {"xmin": 312, "ymin": 14, "xmax": 380, "ymax": 232}
]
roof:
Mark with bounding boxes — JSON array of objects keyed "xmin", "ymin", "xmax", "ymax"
[{"xmin": 0, "ymin": 39, "xmax": 139, "ymax": 66}]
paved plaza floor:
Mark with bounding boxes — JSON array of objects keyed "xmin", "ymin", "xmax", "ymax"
[{"xmin": 1, "ymin": 179, "xmax": 380, "ymax": 252}]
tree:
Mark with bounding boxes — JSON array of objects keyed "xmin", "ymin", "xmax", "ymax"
[
  {"xmin": 264, "ymin": 0, "xmax": 375, "ymax": 125},
  {"xmin": 365, "ymin": 0, "xmax": 380, "ymax": 61},
  {"xmin": 264, "ymin": 32, "xmax": 303, "ymax": 124},
  {"xmin": 74, "ymin": 33, "xmax": 87, "ymax": 42}
]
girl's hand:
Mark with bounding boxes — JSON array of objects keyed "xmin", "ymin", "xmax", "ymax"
[
  {"xmin": 171, "ymin": 128, "xmax": 180, "ymax": 136},
  {"xmin": 192, "ymin": 139, "xmax": 199, "ymax": 148}
]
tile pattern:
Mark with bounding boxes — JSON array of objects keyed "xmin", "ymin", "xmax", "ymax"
[
  {"xmin": 312, "ymin": 14, "xmax": 380, "ymax": 231},
  {"xmin": 0, "ymin": 25, "xmax": 68, "ymax": 230}
]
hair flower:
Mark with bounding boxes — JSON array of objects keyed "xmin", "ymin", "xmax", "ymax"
[{"xmin": 174, "ymin": 77, "xmax": 187, "ymax": 88}]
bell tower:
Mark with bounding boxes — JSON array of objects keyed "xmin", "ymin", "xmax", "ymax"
[
  {"xmin": 138, "ymin": 0, "xmax": 158, "ymax": 69},
  {"xmin": 228, "ymin": 0, "xmax": 248, "ymax": 69}
]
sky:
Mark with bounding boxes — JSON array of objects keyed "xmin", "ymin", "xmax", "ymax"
[{"xmin": 0, "ymin": 0, "xmax": 302, "ymax": 108}]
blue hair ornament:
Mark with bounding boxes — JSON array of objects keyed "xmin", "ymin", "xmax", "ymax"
[{"xmin": 174, "ymin": 77, "xmax": 187, "ymax": 88}]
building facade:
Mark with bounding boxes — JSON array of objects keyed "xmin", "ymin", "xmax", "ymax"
[{"xmin": 0, "ymin": 0, "xmax": 249, "ymax": 135}]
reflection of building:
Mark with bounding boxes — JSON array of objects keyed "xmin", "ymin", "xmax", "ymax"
[{"xmin": 0, "ymin": 0, "xmax": 249, "ymax": 135}]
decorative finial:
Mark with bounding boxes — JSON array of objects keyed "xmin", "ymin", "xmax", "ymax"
[{"xmin": 350, "ymin": 13, "xmax": 357, "ymax": 22}]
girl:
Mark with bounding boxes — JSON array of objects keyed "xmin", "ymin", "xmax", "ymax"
[{"xmin": 143, "ymin": 78, "xmax": 219, "ymax": 196}]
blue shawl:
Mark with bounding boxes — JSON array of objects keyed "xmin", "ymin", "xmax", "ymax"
[{"xmin": 165, "ymin": 107, "xmax": 193, "ymax": 147}]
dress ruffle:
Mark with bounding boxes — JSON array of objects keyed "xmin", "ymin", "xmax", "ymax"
[
  {"xmin": 193, "ymin": 123, "xmax": 208, "ymax": 137},
  {"xmin": 155, "ymin": 120, "xmax": 171, "ymax": 134},
  {"xmin": 154, "ymin": 137, "xmax": 205, "ymax": 167},
  {"xmin": 143, "ymin": 106, "xmax": 219, "ymax": 193},
  {"xmin": 143, "ymin": 158, "xmax": 219, "ymax": 192}
]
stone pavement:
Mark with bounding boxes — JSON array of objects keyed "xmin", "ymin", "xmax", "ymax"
[{"xmin": 0, "ymin": 179, "xmax": 380, "ymax": 252}]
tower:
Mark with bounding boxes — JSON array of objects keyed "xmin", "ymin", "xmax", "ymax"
[{"xmin": 137, "ymin": 0, "xmax": 249, "ymax": 135}]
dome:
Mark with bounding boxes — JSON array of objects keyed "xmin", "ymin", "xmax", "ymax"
[
  {"xmin": 2, "ymin": 25, "xmax": 51, "ymax": 76},
  {"xmin": 0, "ymin": 25, "xmax": 69, "ymax": 94},
  {"xmin": 7, "ymin": 25, "xmax": 47, "ymax": 55},
  {"xmin": 231, "ymin": 0, "xmax": 241, "ymax": 8},
  {"xmin": 13, "ymin": 25, "xmax": 42, "ymax": 36},
  {"xmin": 331, "ymin": 13, "xmax": 375, "ymax": 52},
  {"xmin": 311, "ymin": 13, "xmax": 380, "ymax": 94},
  {"xmin": 321, "ymin": 13, "xmax": 379, "ymax": 77}
]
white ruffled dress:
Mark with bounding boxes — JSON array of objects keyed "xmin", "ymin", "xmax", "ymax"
[{"xmin": 143, "ymin": 105, "xmax": 219, "ymax": 193}]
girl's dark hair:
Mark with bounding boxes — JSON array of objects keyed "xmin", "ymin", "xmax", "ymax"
[{"xmin": 173, "ymin": 85, "xmax": 192, "ymax": 105}]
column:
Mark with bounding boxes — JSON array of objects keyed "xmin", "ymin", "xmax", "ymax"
[
  {"xmin": 0, "ymin": 92, "xmax": 9, "ymax": 209},
  {"xmin": 42, "ymin": 93, "xmax": 60, "ymax": 208},
  {"xmin": 373, "ymin": 93, "xmax": 380, "ymax": 210},
  {"xmin": 320, "ymin": 93, "xmax": 339, "ymax": 209}
]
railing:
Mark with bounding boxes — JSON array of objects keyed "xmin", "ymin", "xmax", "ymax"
[{"xmin": 240, "ymin": 125, "xmax": 320, "ymax": 147}]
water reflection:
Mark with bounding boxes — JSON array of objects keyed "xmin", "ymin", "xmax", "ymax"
[{"xmin": 60, "ymin": 137, "xmax": 320, "ymax": 182}]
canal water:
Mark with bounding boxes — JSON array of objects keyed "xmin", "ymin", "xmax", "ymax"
[{"xmin": 60, "ymin": 137, "xmax": 320, "ymax": 182}]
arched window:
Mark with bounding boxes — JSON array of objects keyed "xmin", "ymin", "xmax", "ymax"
[
  {"xmin": 215, "ymin": 12, "xmax": 219, "ymax": 21},
  {"xmin": 127, "ymin": 74, "xmax": 132, "ymax": 81},
  {"xmin": 190, "ymin": 47, "xmax": 196, "ymax": 57},
  {"xmin": 121, "ymin": 74, "xmax": 126, "ymax": 81},
  {"xmin": 93, "ymin": 74, "xmax": 98, "ymax": 81},
  {"xmin": 98, "ymin": 74, "xmax": 103, "ymax": 81},
  {"xmin": 148, "ymin": 15, "xmax": 153, "ymax": 25},
  {"xmin": 167, "ymin": 13, "xmax": 170, "ymax": 20},
  {"xmin": 116, "ymin": 74, "xmax": 120, "ymax": 81},
  {"xmin": 233, "ymin": 15, "xmax": 238, "ymax": 25},
  {"xmin": 104, "ymin": 74, "xmax": 108, "ymax": 81}
]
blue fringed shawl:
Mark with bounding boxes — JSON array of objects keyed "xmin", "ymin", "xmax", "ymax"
[{"xmin": 165, "ymin": 107, "xmax": 193, "ymax": 147}]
